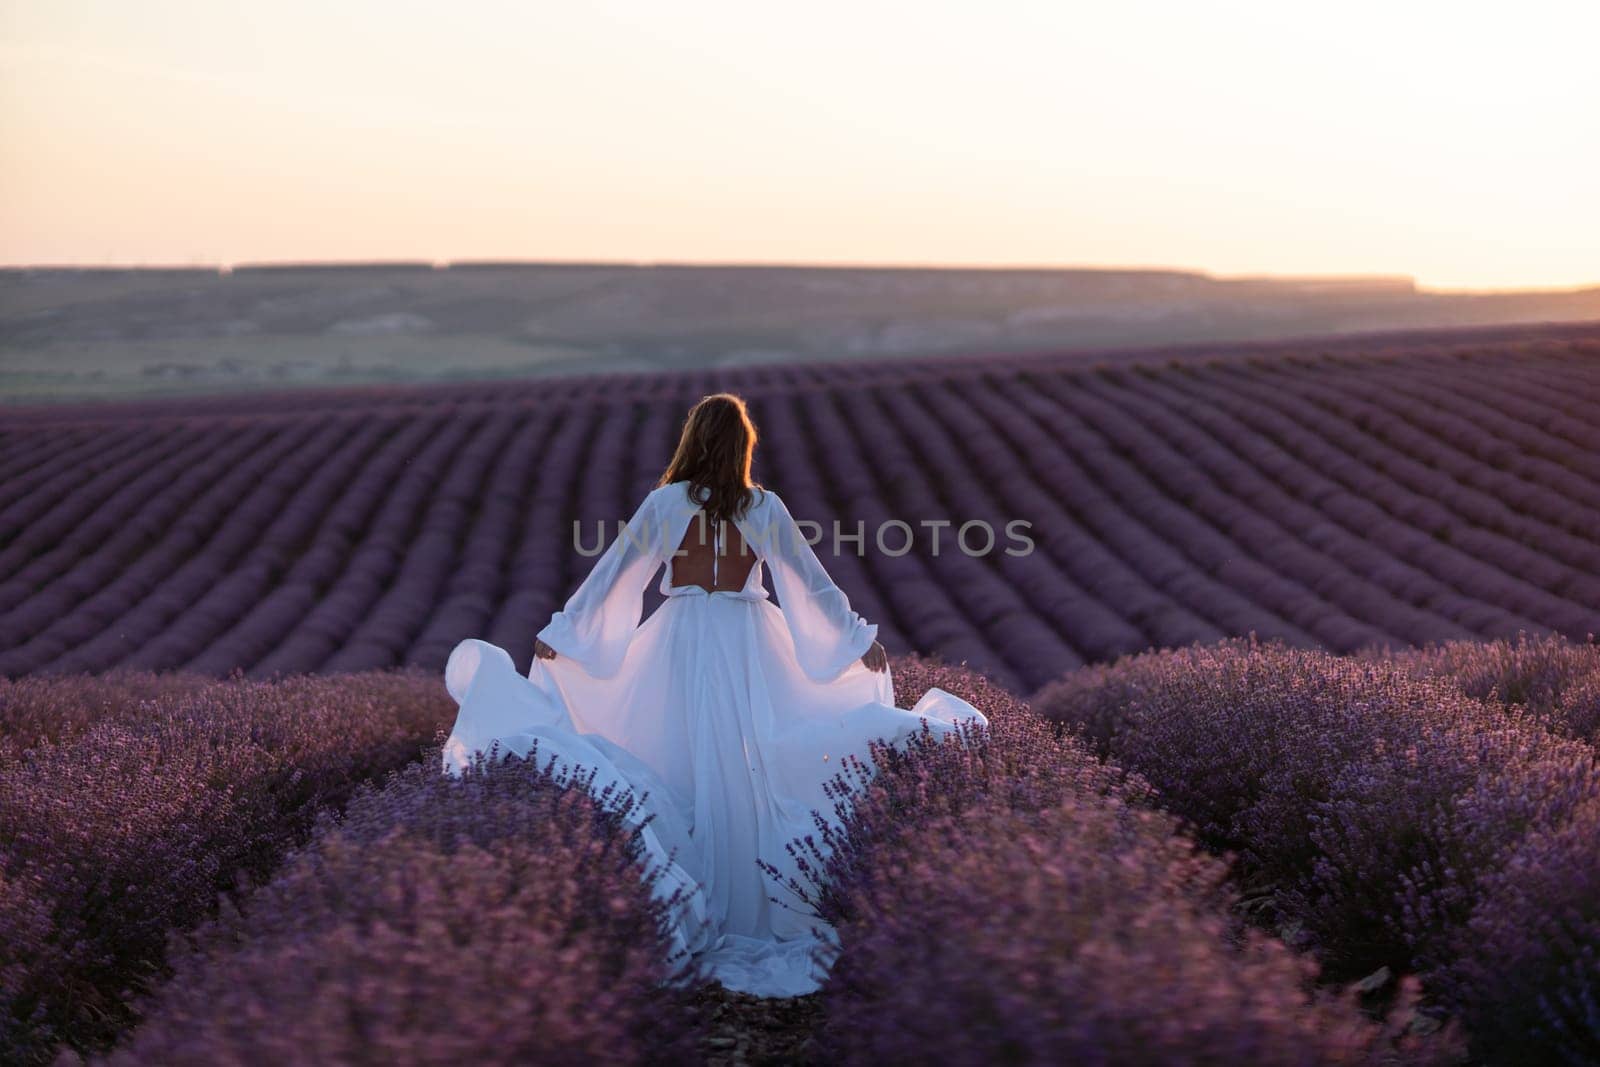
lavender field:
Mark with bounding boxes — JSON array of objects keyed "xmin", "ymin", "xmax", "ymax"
[
  {"xmin": 2, "ymin": 323, "xmax": 1599, "ymax": 1064},
  {"xmin": 2, "ymin": 323, "xmax": 1599, "ymax": 690},
  {"xmin": 2, "ymin": 644, "xmax": 1596, "ymax": 1064}
]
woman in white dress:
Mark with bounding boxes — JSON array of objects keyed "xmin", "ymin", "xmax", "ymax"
[{"xmin": 440, "ymin": 393, "xmax": 987, "ymax": 997}]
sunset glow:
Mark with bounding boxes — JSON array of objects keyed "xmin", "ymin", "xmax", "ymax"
[{"xmin": 2, "ymin": 0, "xmax": 1596, "ymax": 289}]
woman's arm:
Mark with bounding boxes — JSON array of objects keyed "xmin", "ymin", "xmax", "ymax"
[
  {"xmin": 534, "ymin": 490, "xmax": 662, "ymax": 677},
  {"xmin": 755, "ymin": 491, "xmax": 882, "ymax": 681}
]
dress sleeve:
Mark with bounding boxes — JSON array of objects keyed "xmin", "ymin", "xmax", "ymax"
[
  {"xmin": 754, "ymin": 490, "xmax": 879, "ymax": 682},
  {"xmin": 535, "ymin": 489, "xmax": 663, "ymax": 678}
]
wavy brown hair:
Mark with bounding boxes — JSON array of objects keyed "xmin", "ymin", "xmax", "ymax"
[{"xmin": 658, "ymin": 393, "xmax": 762, "ymax": 522}]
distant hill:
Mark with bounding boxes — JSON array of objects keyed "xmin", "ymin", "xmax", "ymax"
[{"xmin": 2, "ymin": 261, "xmax": 1598, "ymax": 402}]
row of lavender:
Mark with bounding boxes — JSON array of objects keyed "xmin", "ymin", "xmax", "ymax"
[
  {"xmin": 6, "ymin": 635, "xmax": 1595, "ymax": 1063},
  {"xmin": 3, "ymin": 332, "xmax": 1600, "ymax": 692},
  {"xmin": 98, "ymin": 746, "xmax": 704, "ymax": 1065},
  {"xmin": 796, "ymin": 657, "xmax": 1466, "ymax": 1065},
  {"xmin": 0, "ymin": 670, "xmax": 457, "ymax": 1064},
  {"xmin": 1033, "ymin": 633, "xmax": 1599, "ymax": 1064}
]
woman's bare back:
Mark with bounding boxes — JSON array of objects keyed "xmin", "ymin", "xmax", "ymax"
[{"xmin": 670, "ymin": 509, "xmax": 758, "ymax": 593}]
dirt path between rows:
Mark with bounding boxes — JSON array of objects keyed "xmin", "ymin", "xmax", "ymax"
[{"xmin": 690, "ymin": 984, "xmax": 825, "ymax": 1065}]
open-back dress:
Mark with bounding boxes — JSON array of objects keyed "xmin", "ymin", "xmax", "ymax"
[{"xmin": 441, "ymin": 480, "xmax": 987, "ymax": 996}]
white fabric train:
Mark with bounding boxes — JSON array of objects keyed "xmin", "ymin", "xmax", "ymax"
[{"xmin": 441, "ymin": 481, "xmax": 987, "ymax": 996}]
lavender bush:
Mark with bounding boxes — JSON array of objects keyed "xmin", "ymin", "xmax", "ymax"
[
  {"xmin": 0, "ymin": 669, "xmax": 222, "ymax": 755},
  {"xmin": 1439, "ymin": 793, "xmax": 1600, "ymax": 1065},
  {"xmin": 817, "ymin": 797, "xmax": 1457, "ymax": 1066},
  {"xmin": 0, "ymin": 670, "xmax": 454, "ymax": 1064},
  {"xmin": 784, "ymin": 656, "xmax": 1150, "ymax": 928},
  {"xmin": 1032, "ymin": 636, "xmax": 1599, "ymax": 1060},
  {"xmin": 1364, "ymin": 632, "xmax": 1600, "ymax": 745},
  {"xmin": 792, "ymin": 655, "xmax": 1460, "ymax": 1064},
  {"xmin": 105, "ymin": 747, "xmax": 702, "ymax": 1066}
]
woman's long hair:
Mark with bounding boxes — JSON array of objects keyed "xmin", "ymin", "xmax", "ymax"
[{"xmin": 658, "ymin": 393, "xmax": 762, "ymax": 522}]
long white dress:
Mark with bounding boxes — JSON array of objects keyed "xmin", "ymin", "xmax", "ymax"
[{"xmin": 440, "ymin": 480, "xmax": 987, "ymax": 997}]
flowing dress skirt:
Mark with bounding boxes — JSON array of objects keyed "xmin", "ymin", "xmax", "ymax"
[{"xmin": 442, "ymin": 589, "xmax": 985, "ymax": 997}]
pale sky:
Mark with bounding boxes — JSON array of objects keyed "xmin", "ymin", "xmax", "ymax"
[{"xmin": 1, "ymin": 0, "xmax": 1596, "ymax": 289}]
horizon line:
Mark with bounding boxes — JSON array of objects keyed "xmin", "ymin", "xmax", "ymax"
[
  {"xmin": 4, "ymin": 257, "xmax": 1597, "ymax": 295},
  {"xmin": 0, "ymin": 255, "xmax": 1593, "ymax": 294}
]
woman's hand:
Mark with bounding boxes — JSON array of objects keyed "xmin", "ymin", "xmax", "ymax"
[
  {"xmin": 860, "ymin": 641, "xmax": 888, "ymax": 673},
  {"xmin": 534, "ymin": 638, "xmax": 558, "ymax": 661}
]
